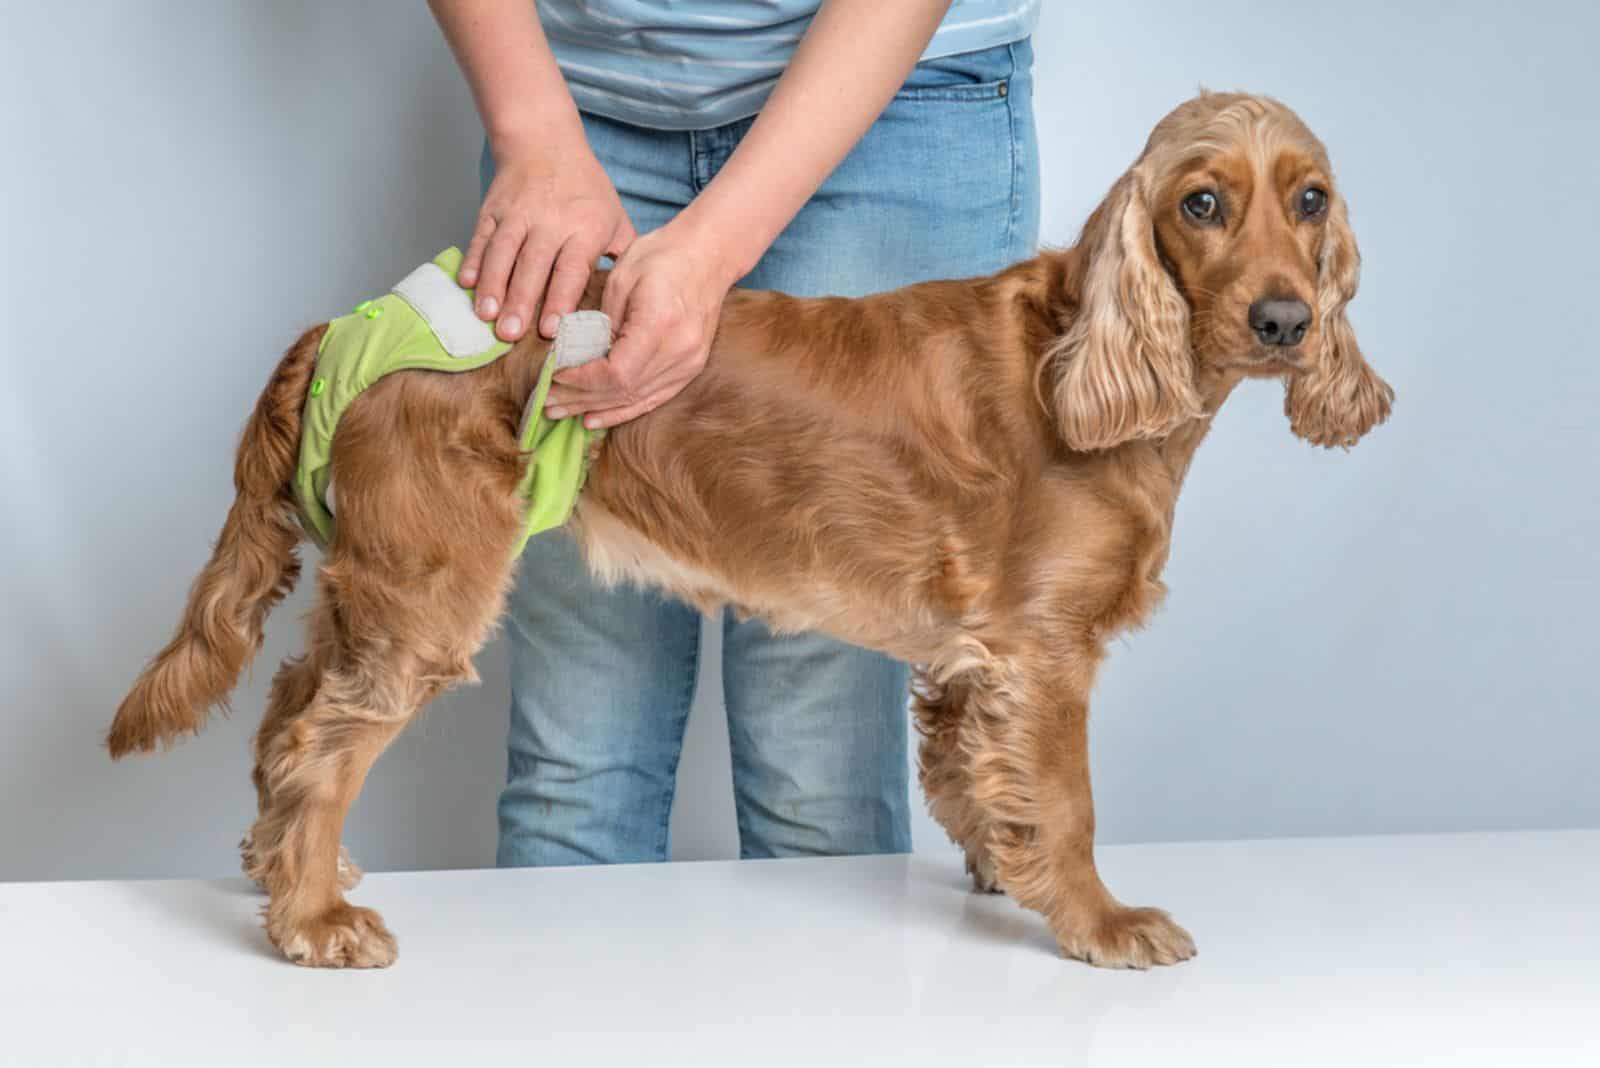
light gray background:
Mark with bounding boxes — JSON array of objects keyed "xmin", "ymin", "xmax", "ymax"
[{"xmin": 3, "ymin": 2, "xmax": 1596, "ymax": 881}]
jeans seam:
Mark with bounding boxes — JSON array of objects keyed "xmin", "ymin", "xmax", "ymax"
[
  {"xmin": 892, "ymin": 80, "xmax": 1010, "ymax": 104},
  {"xmin": 1003, "ymin": 41, "xmax": 1021, "ymax": 262},
  {"xmin": 724, "ymin": 615, "xmax": 755, "ymax": 859},
  {"xmin": 657, "ymin": 610, "xmax": 701, "ymax": 858}
]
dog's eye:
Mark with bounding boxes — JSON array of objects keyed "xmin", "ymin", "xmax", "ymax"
[
  {"xmin": 1182, "ymin": 191, "xmax": 1219, "ymax": 223},
  {"xmin": 1299, "ymin": 187, "xmax": 1329, "ymax": 219}
]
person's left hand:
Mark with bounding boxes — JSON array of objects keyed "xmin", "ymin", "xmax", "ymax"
[{"xmin": 545, "ymin": 217, "xmax": 744, "ymax": 429}]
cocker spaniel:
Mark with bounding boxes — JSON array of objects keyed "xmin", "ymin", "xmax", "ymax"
[{"xmin": 109, "ymin": 92, "xmax": 1393, "ymax": 969}]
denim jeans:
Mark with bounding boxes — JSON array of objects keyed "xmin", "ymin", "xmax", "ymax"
[{"xmin": 494, "ymin": 38, "xmax": 1040, "ymax": 867}]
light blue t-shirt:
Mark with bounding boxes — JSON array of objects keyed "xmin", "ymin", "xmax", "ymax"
[{"xmin": 538, "ymin": 1, "xmax": 1040, "ymax": 130}]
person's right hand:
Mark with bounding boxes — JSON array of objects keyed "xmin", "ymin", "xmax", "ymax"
[{"xmin": 458, "ymin": 140, "xmax": 635, "ymax": 342}]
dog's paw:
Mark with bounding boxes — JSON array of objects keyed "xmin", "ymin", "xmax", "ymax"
[
  {"xmin": 1055, "ymin": 906, "xmax": 1196, "ymax": 969},
  {"xmin": 271, "ymin": 903, "xmax": 398, "ymax": 969}
]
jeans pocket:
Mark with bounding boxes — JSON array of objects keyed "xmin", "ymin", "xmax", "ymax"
[{"xmin": 893, "ymin": 39, "xmax": 1022, "ymax": 103}]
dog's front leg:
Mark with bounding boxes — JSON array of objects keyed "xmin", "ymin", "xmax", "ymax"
[
  {"xmin": 966, "ymin": 666, "xmax": 1195, "ymax": 968},
  {"xmin": 914, "ymin": 674, "xmax": 1003, "ymax": 892}
]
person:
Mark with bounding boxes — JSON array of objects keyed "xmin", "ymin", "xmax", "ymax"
[{"xmin": 427, "ymin": 0, "xmax": 1041, "ymax": 866}]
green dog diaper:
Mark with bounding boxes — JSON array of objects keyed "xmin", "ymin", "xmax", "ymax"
[{"xmin": 294, "ymin": 247, "xmax": 608, "ymax": 555}]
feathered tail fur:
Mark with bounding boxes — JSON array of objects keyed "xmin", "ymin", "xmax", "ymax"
[{"xmin": 107, "ymin": 327, "xmax": 323, "ymax": 757}]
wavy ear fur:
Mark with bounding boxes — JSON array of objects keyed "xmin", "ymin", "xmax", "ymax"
[
  {"xmin": 1048, "ymin": 169, "xmax": 1201, "ymax": 451},
  {"xmin": 1284, "ymin": 196, "xmax": 1394, "ymax": 447}
]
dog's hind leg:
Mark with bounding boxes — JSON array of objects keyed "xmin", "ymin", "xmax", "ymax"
[
  {"xmin": 240, "ymin": 653, "xmax": 321, "ymax": 891},
  {"xmin": 240, "ymin": 365, "xmax": 530, "ymax": 966},
  {"xmin": 244, "ymin": 508, "xmax": 522, "ymax": 966},
  {"xmin": 241, "ymin": 614, "xmax": 362, "ymax": 892},
  {"xmin": 244, "ymin": 633, "xmax": 424, "ymax": 968}
]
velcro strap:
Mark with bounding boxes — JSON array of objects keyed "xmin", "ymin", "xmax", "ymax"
[
  {"xmin": 391, "ymin": 261, "xmax": 500, "ymax": 358},
  {"xmin": 550, "ymin": 310, "xmax": 613, "ymax": 369},
  {"xmin": 517, "ymin": 312, "xmax": 614, "ymax": 447}
]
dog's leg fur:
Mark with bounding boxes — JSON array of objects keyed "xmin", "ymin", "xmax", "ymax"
[
  {"xmin": 243, "ymin": 626, "xmax": 416, "ymax": 968},
  {"xmin": 240, "ymin": 650, "xmax": 323, "ymax": 890},
  {"xmin": 241, "ymin": 625, "xmax": 362, "ymax": 893},
  {"xmin": 964, "ymin": 655, "xmax": 1195, "ymax": 968},
  {"xmin": 913, "ymin": 674, "xmax": 1001, "ymax": 893}
]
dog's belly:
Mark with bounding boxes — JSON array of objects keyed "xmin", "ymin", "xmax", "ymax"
[
  {"xmin": 567, "ymin": 499, "xmax": 961, "ymax": 666},
  {"xmin": 568, "ymin": 499, "xmax": 734, "ymax": 615}
]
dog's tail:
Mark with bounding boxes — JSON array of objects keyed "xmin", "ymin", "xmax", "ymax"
[{"xmin": 108, "ymin": 326, "xmax": 323, "ymax": 758}]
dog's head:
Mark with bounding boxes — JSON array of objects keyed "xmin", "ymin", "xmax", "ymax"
[{"xmin": 1048, "ymin": 92, "xmax": 1393, "ymax": 451}]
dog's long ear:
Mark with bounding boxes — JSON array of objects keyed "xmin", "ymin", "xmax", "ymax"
[
  {"xmin": 1284, "ymin": 195, "xmax": 1394, "ymax": 447},
  {"xmin": 1048, "ymin": 169, "xmax": 1201, "ymax": 451}
]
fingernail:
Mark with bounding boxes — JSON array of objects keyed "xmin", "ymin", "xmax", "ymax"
[
  {"xmin": 546, "ymin": 407, "xmax": 567, "ymax": 420},
  {"xmin": 500, "ymin": 315, "xmax": 522, "ymax": 337},
  {"xmin": 584, "ymin": 415, "xmax": 601, "ymax": 430},
  {"xmin": 478, "ymin": 296, "xmax": 498, "ymax": 318},
  {"xmin": 541, "ymin": 314, "xmax": 560, "ymax": 337}
]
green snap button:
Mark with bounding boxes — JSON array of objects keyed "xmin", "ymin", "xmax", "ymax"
[
  {"xmin": 354, "ymin": 299, "xmax": 373, "ymax": 314},
  {"xmin": 364, "ymin": 305, "xmax": 383, "ymax": 319},
  {"xmin": 310, "ymin": 378, "xmax": 326, "ymax": 396}
]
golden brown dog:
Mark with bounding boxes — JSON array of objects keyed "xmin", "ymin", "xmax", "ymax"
[{"xmin": 108, "ymin": 92, "xmax": 1392, "ymax": 969}]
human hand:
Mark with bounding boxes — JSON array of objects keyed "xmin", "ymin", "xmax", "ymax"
[
  {"xmin": 545, "ymin": 217, "xmax": 744, "ymax": 429},
  {"xmin": 459, "ymin": 139, "xmax": 635, "ymax": 342}
]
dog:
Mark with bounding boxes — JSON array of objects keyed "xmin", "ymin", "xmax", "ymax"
[{"xmin": 108, "ymin": 92, "xmax": 1392, "ymax": 969}]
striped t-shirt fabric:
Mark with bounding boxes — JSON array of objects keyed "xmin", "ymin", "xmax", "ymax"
[{"xmin": 537, "ymin": 1, "xmax": 1041, "ymax": 130}]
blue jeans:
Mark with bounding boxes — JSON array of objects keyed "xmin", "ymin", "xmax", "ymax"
[{"xmin": 495, "ymin": 39, "xmax": 1040, "ymax": 866}]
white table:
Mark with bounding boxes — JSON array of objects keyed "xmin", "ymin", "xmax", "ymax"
[{"xmin": 4, "ymin": 830, "xmax": 1596, "ymax": 1067}]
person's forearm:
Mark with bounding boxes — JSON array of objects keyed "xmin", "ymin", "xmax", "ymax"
[
  {"xmin": 676, "ymin": 0, "xmax": 953, "ymax": 281},
  {"xmin": 427, "ymin": 0, "xmax": 585, "ymax": 158}
]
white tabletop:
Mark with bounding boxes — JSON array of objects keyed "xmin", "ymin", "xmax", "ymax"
[{"xmin": 4, "ymin": 830, "xmax": 1596, "ymax": 1067}]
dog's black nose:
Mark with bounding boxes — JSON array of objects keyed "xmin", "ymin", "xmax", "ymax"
[{"xmin": 1248, "ymin": 298, "xmax": 1312, "ymax": 347}]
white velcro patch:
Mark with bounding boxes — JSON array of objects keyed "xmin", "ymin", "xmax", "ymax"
[
  {"xmin": 550, "ymin": 310, "xmax": 613, "ymax": 369},
  {"xmin": 517, "ymin": 312, "xmax": 615, "ymax": 441},
  {"xmin": 391, "ymin": 262, "xmax": 501, "ymax": 358}
]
